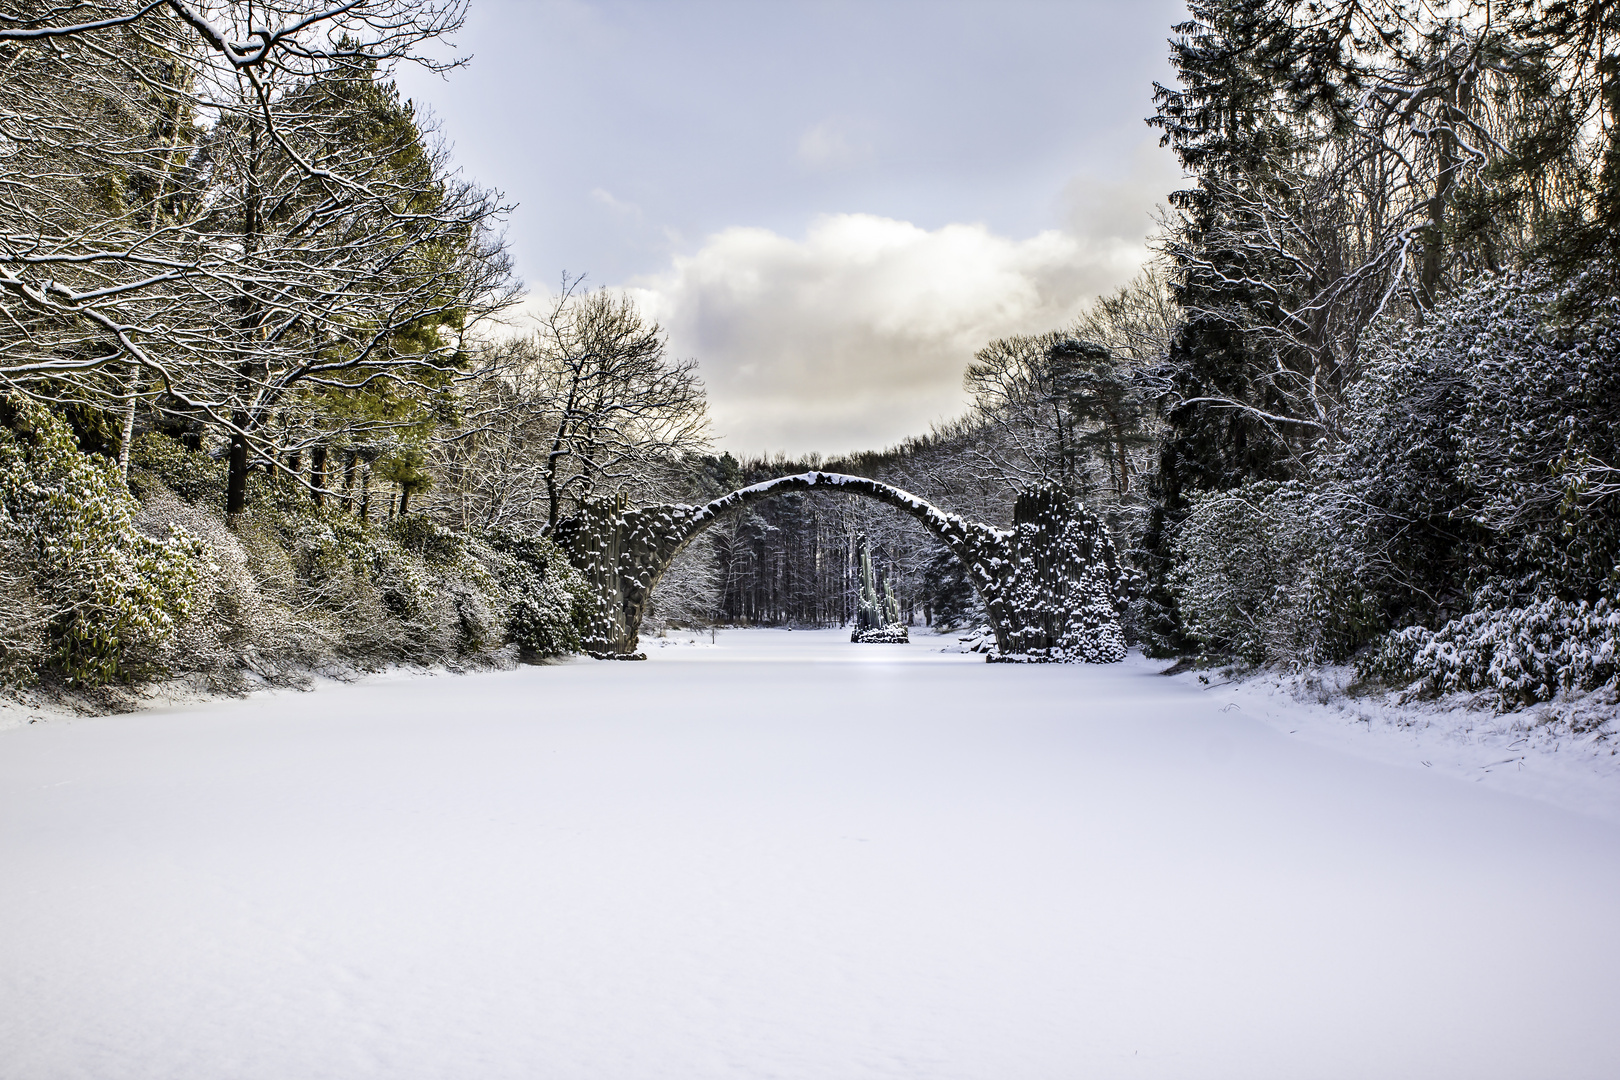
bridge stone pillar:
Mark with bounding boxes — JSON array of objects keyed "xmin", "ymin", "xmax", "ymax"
[
  {"xmin": 979, "ymin": 487, "xmax": 1128, "ymax": 663},
  {"xmin": 549, "ymin": 493, "xmax": 636, "ymax": 656},
  {"xmin": 550, "ymin": 496, "xmax": 706, "ymax": 657}
]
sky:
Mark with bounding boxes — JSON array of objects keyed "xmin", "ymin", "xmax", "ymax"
[{"xmin": 396, "ymin": 0, "xmax": 1189, "ymax": 457}]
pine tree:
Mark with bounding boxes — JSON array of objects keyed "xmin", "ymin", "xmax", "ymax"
[{"xmin": 1150, "ymin": 0, "xmax": 1311, "ymax": 496}]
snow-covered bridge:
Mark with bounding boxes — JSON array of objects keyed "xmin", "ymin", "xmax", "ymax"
[{"xmin": 549, "ymin": 472, "xmax": 1131, "ymax": 661}]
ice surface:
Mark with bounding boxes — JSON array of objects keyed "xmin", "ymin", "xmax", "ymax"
[{"xmin": 3, "ymin": 629, "xmax": 1618, "ymax": 1079}]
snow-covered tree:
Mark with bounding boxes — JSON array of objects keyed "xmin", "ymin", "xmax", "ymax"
[
  {"xmin": 0, "ymin": 1, "xmax": 515, "ymax": 514},
  {"xmin": 484, "ymin": 287, "xmax": 709, "ymax": 531}
]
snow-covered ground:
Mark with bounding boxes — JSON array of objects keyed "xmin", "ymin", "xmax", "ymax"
[
  {"xmin": 1174, "ymin": 662, "xmax": 1620, "ymax": 826},
  {"xmin": 3, "ymin": 629, "xmax": 1618, "ymax": 1079}
]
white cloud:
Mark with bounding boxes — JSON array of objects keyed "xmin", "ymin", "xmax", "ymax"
[
  {"xmin": 590, "ymin": 187, "xmax": 642, "ymax": 220},
  {"xmin": 621, "ymin": 211, "xmax": 1150, "ymax": 457},
  {"xmin": 1060, "ymin": 139, "xmax": 1186, "ymax": 243},
  {"xmin": 481, "ymin": 144, "xmax": 1183, "ymax": 458},
  {"xmin": 797, "ymin": 119, "xmax": 871, "ymax": 170}
]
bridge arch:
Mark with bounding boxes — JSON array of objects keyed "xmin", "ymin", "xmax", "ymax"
[{"xmin": 548, "ymin": 471, "xmax": 1128, "ymax": 662}]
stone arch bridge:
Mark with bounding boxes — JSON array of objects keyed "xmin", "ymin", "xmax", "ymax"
[{"xmin": 549, "ymin": 472, "xmax": 1130, "ymax": 663}]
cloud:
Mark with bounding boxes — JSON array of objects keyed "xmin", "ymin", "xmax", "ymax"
[
  {"xmin": 797, "ymin": 119, "xmax": 872, "ymax": 170},
  {"xmin": 624, "ymin": 211, "xmax": 1149, "ymax": 457},
  {"xmin": 472, "ymin": 142, "xmax": 1185, "ymax": 458},
  {"xmin": 1060, "ymin": 139, "xmax": 1186, "ymax": 244},
  {"xmin": 590, "ymin": 187, "xmax": 642, "ymax": 220}
]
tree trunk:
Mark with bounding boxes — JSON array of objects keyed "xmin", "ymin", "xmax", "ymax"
[
  {"xmin": 1112, "ymin": 419, "xmax": 1131, "ymax": 495},
  {"xmin": 310, "ymin": 446, "xmax": 327, "ymax": 508},
  {"xmin": 1419, "ymin": 66, "xmax": 1471, "ymax": 309},
  {"xmin": 225, "ymin": 418, "xmax": 249, "ymax": 515},
  {"xmin": 117, "ymin": 365, "xmax": 139, "ymax": 484}
]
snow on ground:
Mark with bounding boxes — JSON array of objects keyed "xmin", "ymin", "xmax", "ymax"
[
  {"xmin": 3, "ymin": 628, "xmax": 1618, "ymax": 1080},
  {"xmin": 1178, "ymin": 662, "xmax": 1620, "ymax": 827}
]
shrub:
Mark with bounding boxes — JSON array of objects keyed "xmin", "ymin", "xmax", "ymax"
[
  {"xmin": 0, "ymin": 396, "xmax": 205, "ymax": 686},
  {"xmin": 389, "ymin": 514, "xmax": 465, "ymax": 565},
  {"xmin": 484, "ymin": 530, "xmax": 586, "ymax": 658},
  {"xmin": 1362, "ymin": 597, "xmax": 1620, "ymax": 708},
  {"xmin": 1327, "ymin": 269, "xmax": 1620, "ymax": 620},
  {"xmin": 259, "ymin": 506, "xmax": 443, "ymax": 661},
  {"xmin": 1170, "ymin": 481, "xmax": 1376, "ymax": 665},
  {"xmin": 0, "ymin": 421, "xmax": 590, "ymax": 688},
  {"xmin": 129, "ymin": 432, "xmax": 228, "ymax": 506}
]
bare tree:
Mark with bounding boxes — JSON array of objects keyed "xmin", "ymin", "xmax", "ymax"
[
  {"xmin": 1070, "ymin": 266, "xmax": 1179, "ymax": 369},
  {"xmin": 428, "ymin": 286, "xmax": 709, "ymax": 533},
  {"xmin": 961, "ymin": 329, "xmax": 1159, "ymax": 504},
  {"xmin": 962, "ymin": 331, "xmax": 1084, "ymax": 492},
  {"xmin": 428, "ymin": 341, "xmax": 562, "ymax": 532},
  {"xmin": 526, "ymin": 286, "xmax": 708, "ymax": 528}
]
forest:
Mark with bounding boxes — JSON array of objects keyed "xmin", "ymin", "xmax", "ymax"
[{"xmin": 2, "ymin": 0, "xmax": 1618, "ymax": 710}]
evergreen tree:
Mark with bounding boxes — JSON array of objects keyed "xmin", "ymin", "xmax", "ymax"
[{"xmin": 1149, "ymin": 0, "xmax": 1315, "ymax": 497}]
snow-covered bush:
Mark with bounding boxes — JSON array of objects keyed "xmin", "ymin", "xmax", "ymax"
[
  {"xmin": 1171, "ymin": 268, "xmax": 1620, "ymax": 680},
  {"xmin": 1169, "ymin": 481, "xmax": 1374, "ymax": 665},
  {"xmin": 115, "ymin": 433, "xmax": 591, "ymax": 685},
  {"xmin": 253, "ymin": 505, "xmax": 564, "ymax": 666},
  {"xmin": 390, "ymin": 514, "xmax": 467, "ymax": 566},
  {"xmin": 1451, "ymin": 271, "xmax": 1620, "ymax": 601},
  {"xmin": 0, "ymin": 397, "xmax": 205, "ymax": 686},
  {"xmin": 129, "ymin": 432, "xmax": 228, "ymax": 506},
  {"xmin": 1328, "ymin": 269, "xmax": 1620, "ymax": 621},
  {"xmin": 130, "ymin": 484, "xmax": 296, "ymax": 681},
  {"xmin": 244, "ymin": 506, "xmax": 430, "ymax": 662},
  {"xmin": 483, "ymin": 530, "xmax": 586, "ymax": 659},
  {"xmin": 1363, "ymin": 597, "xmax": 1620, "ymax": 708},
  {"xmin": 0, "ymin": 535, "xmax": 49, "ymax": 685},
  {"xmin": 389, "ymin": 517, "xmax": 514, "ymax": 658}
]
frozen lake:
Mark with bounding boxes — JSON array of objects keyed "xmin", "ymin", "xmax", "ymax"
[{"xmin": 3, "ymin": 629, "xmax": 1618, "ymax": 1079}]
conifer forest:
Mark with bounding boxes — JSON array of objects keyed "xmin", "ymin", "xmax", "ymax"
[{"xmin": 3, "ymin": 0, "xmax": 1619, "ymax": 710}]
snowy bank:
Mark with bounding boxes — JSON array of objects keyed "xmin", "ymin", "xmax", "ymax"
[{"xmin": 1171, "ymin": 660, "xmax": 1620, "ymax": 825}]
